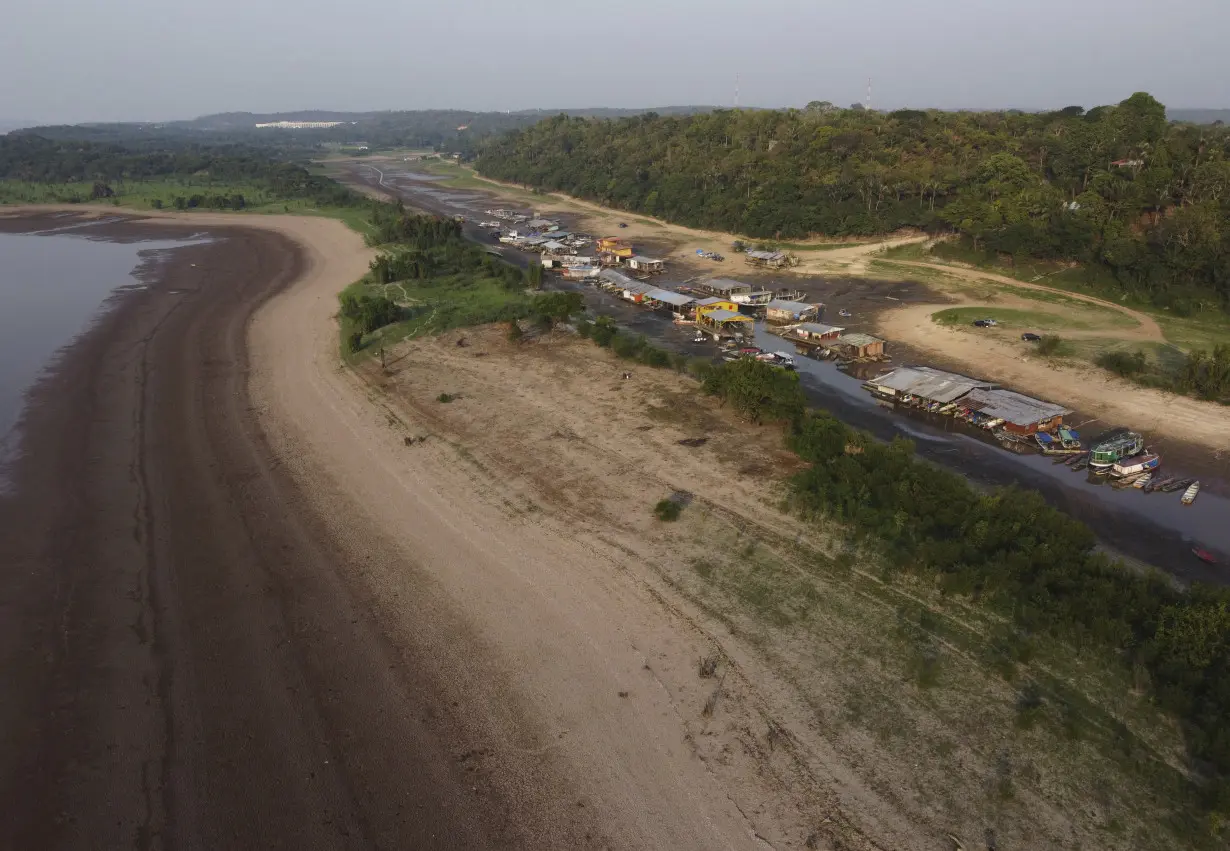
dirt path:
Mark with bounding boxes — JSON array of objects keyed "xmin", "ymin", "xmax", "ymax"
[{"xmin": 888, "ymin": 259, "xmax": 1165, "ymax": 342}]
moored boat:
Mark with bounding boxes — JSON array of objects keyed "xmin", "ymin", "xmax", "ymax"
[
  {"xmin": 1133, "ymin": 473, "xmax": 1153, "ymax": 489},
  {"xmin": 1182, "ymin": 481, "xmax": 1201, "ymax": 506},
  {"xmin": 1193, "ymin": 547, "xmax": 1218, "ymax": 565},
  {"xmin": 1111, "ymin": 453, "xmax": 1160, "ymax": 478},
  {"xmin": 1143, "ymin": 475, "xmax": 1172, "ymax": 493},
  {"xmin": 1071, "ymin": 457, "xmax": 1091, "ymax": 472},
  {"xmin": 1164, "ymin": 478, "xmax": 1195, "ymax": 493},
  {"xmin": 1063, "ymin": 452, "xmax": 1088, "ymax": 467},
  {"xmin": 1088, "ymin": 430, "xmax": 1145, "ymax": 471}
]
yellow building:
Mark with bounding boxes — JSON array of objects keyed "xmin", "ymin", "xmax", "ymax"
[
  {"xmin": 696, "ymin": 306, "xmax": 754, "ymax": 334},
  {"xmin": 694, "ymin": 297, "xmax": 740, "ymax": 316},
  {"xmin": 597, "ymin": 236, "xmax": 634, "ymax": 258}
]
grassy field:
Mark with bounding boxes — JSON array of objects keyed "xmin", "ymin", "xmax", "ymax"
[
  {"xmin": 0, "ymin": 179, "xmax": 381, "ymax": 238},
  {"xmin": 885, "ymin": 241, "xmax": 1230, "ymax": 353},
  {"xmin": 934, "ymin": 306, "xmax": 1095, "ymax": 332},
  {"xmin": 339, "ymin": 267, "xmax": 532, "ymax": 361}
]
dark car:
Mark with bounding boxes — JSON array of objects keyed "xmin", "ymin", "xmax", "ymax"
[
  {"xmin": 618, "ymin": 222, "xmax": 628, "ymax": 228},
  {"xmin": 1021, "ymin": 332, "xmax": 1042, "ymax": 341},
  {"xmin": 973, "ymin": 319, "xmax": 992, "ymax": 327}
]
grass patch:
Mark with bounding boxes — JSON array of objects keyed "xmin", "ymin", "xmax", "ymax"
[{"xmin": 933, "ymin": 306, "xmax": 1091, "ymax": 332}]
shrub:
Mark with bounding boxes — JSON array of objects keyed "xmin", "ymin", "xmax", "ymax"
[
  {"xmin": 1037, "ymin": 335, "xmax": 1062, "ymax": 356},
  {"xmin": 436, "ymin": 393, "xmax": 456, "ymax": 403},
  {"xmin": 1097, "ymin": 349, "xmax": 1148, "ymax": 377},
  {"xmin": 346, "ymin": 330, "xmax": 364, "ymax": 354},
  {"xmin": 653, "ymin": 499, "xmax": 683, "ymax": 521}
]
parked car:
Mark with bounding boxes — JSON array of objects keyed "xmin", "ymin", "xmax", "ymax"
[
  {"xmin": 1021, "ymin": 332, "xmax": 1042, "ymax": 342},
  {"xmin": 972, "ymin": 319, "xmax": 992, "ymax": 327},
  {"xmin": 618, "ymin": 222, "xmax": 628, "ymax": 228}
]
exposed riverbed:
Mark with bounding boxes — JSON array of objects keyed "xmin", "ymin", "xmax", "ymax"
[
  {"xmin": 0, "ymin": 216, "xmax": 207, "ymax": 489},
  {"xmin": 345, "ymin": 165, "xmax": 1229, "ymax": 582}
]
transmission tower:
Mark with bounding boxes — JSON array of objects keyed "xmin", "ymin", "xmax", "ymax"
[
  {"xmin": 735, "ymin": 73, "xmax": 740, "ymax": 108},
  {"xmin": 866, "ymin": 78, "xmax": 873, "ymax": 111}
]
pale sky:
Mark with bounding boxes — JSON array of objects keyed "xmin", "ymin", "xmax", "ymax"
[{"xmin": 2, "ymin": 0, "xmax": 1227, "ymax": 123}]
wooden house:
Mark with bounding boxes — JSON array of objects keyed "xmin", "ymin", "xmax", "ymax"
[
  {"xmin": 765, "ymin": 299, "xmax": 822, "ymax": 324},
  {"xmin": 627, "ymin": 255, "xmax": 664, "ymax": 273},
  {"xmin": 746, "ymin": 250, "xmax": 788, "ymax": 269},
  {"xmin": 831, "ymin": 333, "xmax": 886, "ymax": 359}
]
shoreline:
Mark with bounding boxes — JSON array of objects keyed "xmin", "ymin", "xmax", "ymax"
[{"xmin": 0, "ymin": 209, "xmax": 606, "ymax": 848}]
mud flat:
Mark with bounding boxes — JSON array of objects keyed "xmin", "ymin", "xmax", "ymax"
[{"xmin": 0, "ymin": 210, "xmax": 599, "ymax": 849}]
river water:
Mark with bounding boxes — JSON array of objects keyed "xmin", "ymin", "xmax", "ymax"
[
  {"xmin": 351, "ymin": 165, "xmax": 1230, "ymax": 579},
  {"xmin": 0, "ymin": 220, "xmax": 205, "ymax": 489}
]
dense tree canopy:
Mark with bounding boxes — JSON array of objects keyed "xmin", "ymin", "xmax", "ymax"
[
  {"xmin": 476, "ymin": 94, "xmax": 1230, "ymax": 310},
  {"xmin": 0, "ymin": 135, "xmax": 359, "ymax": 207}
]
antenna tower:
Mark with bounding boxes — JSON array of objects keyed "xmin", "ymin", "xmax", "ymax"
[
  {"xmin": 866, "ymin": 78, "xmax": 872, "ymax": 111},
  {"xmin": 735, "ymin": 73, "xmax": 740, "ymax": 108}
]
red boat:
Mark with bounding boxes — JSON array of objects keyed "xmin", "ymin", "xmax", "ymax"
[{"xmin": 1193, "ymin": 548, "xmax": 1218, "ymax": 565}]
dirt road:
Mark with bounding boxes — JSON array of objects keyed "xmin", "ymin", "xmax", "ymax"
[{"xmin": 0, "ymin": 212, "xmax": 601, "ymax": 849}]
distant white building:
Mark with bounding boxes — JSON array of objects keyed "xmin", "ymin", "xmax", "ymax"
[{"xmin": 254, "ymin": 121, "xmax": 349, "ymax": 129}]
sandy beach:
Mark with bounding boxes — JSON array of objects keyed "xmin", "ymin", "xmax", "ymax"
[{"xmin": 0, "ymin": 209, "xmax": 840, "ymax": 850}]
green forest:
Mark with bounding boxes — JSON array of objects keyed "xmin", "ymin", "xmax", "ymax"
[
  {"xmin": 475, "ymin": 94, "xmax": 1230, "ymax": 312},
  {"xmin": 0, "ymin": 135, "xmax": 360, "ymax": 208}
]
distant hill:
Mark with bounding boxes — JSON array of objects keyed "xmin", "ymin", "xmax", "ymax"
[
  {"xmin": 0, "ymin": 120, "xmax": 35, "ymax": 135},
  {"xmin": 15, "ymin": 107, "xmax": 721, "ymax": 152},
  {"xmin": 1168, "ymin": 108, "xmax": 1230, "ymax": 125}
]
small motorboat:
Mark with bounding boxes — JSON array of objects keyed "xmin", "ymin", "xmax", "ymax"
[
  {"xmin": 1063, "ymin": 452, "xmax": 1088, "ymax": 467},
  {"xmin": 1112, "ymin": 472, "xmax": 1145, "ymax": 488},
  {"xmin": 1133, "ymin": 473, "xmax": 1153, "ymax": 489},
  {"xmin": 1182, "ymin": 481, "xmax": 1201, "ymax": 506},
  {"xmin": 1192, "ymin": 547, "xmax": 1218, "ymax": 565},
  {"xmin": 1165, "ymin": 478, "xmax": 1195, "ymax": 493},
  {"xmin": 692, "ymin": 333, "xmax": 707, "ymax": 343},
  {"xmin": 1071, "ymin": 457, "xmax": 1091, "ymax": 472}
]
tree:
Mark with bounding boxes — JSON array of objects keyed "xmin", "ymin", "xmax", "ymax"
[{"xmin": 849, "ymin": 103, "xmax": 866, "ymax": 112}]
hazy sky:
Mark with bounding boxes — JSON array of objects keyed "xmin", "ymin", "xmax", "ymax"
[{"xmin": 3, "ymin": 0, "xmax": 1227, "ymax": 123}]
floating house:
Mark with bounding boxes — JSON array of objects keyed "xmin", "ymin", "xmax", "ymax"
[
  {"xmin": 866, "ymin": 366, "xmax": 998, "ymax": 406},
  {"xmin": 562, "ymin": 265, "xmax": 599, "ymax": 280},
  {"xmin": 765, "ymin": 299, "xmax": 823, "ymax": 324},
  {"xmin": 746, "ymin": 250, "xmax": 788, "ymax": 269},
  {"xmin": 697, "ymin": 278, "xmax": 753, "ymax": 298},
  {"xmin": 597, "ymin": 237, "xmax": 634, "ymax": 259},
  {"xmin": 627, "ymin": 255, "xmax": 665, "ymax": 273},
  {"xmin": 643, "ymin": 289, "xmax": 695, "ymax": 313},
  {"xmin": 696, "ymin": 307, "xmax": 754, "ymax": 335},
  {"xmin": 955, "ymin": 388, "xmax": 1071, "ymax": 435},
  {"xmin": 830, "ymin": 332, "xmax": 886, "ymax": 360},
  {"xmin": 794, "ymin": 322, "xmax": 844, "ymax": 342}
]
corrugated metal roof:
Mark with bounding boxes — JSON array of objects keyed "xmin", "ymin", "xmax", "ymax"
[
  {"xmin": 703, "ymin": 308, "xmax": 751, "ymax": 323},
  {"xmin": 766, "ymin": 300, "xmax": 818, "ymax": 313},
  {"xmin": 747, "ymin": 250, "xmax": 786, "ymax": 261},
  {"xmin": 836, "ymin": 332, "xmax": 884, "ymax": 347},
  {"xmin": 645, "ymin": 289, "xmax": 695, "ymax": 307},
  {"xmin": 599, "ymin": 269, "xmax": 638, "ymax": 287},
  {"xmin": 868, "ymin": 366, "xmax": 997, "ymax": 403},
  {"xmin": 630, "ymin": 255, "xmax": 662, "ymax": 264},
  {"xmin": 798, "ymin": 322, "xmax": 844, "ymax": 336},
  {"xmin": 958, "ymin": 388, "xmax": 1071, "ymax": 426},
  {"xmin": 705, "ymin": 278, "xmax": 752, "ymax": 292},
  {"xmin": 695, "ymin": 296, "xmax": 726, "ymax": 306}
]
